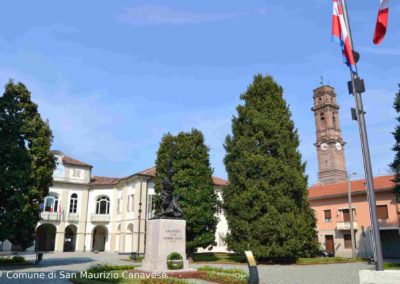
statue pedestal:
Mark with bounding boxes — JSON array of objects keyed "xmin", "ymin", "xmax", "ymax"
[{"xmin": 141, "ymin": 219, "xmax": 193, "ymax": 272}]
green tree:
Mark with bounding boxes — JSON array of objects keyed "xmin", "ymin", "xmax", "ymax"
[
  {"xmin": 155, "ymin": 129, "xmax": 218, "ymax": 255},
  {"xmin": 390, "ymin": 84, "xmax": 400, "ymax": 200},
  {"xmin": 0, "ymin": 80, "xmax": 55, "ymax": 249},
  {"xmin": 223, "ymin": 74, "xmax": 318, "ymax": 260}
]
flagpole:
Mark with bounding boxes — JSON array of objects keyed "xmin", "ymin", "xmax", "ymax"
[{"xmin": 340, "ymin": 0, "xmax": 384, "ymax": 271}]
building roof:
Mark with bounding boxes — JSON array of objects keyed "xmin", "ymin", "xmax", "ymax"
[
  {"xmin": 136, "ymin": 166, "xmax": 156, "ymax": 177},
  {"xmin": 62, "ymin": 155, "xmax": 93, "ymax": 168},
  {"xmin": 52, "ymin": 151, "xmax": 228, "ymax": 187},
  {"xmin": 52, "ymin": 150, "xmax": 93, "ymax": 168},
  {"xmin": 90, "ymin": 176, "xmax": 119, "ymax": 185},
  {"xmin": 308, "ymin": 175, "xmax": 394, "ymax": 200},
  {"xmin": 212, "ymin": 176, "xmax": 229, "ymax": 186},
  {"xmin": 134, "ymin": 166, "xmax": 228, "ymax": 186}
]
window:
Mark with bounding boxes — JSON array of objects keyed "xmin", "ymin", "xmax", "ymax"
[
  {"xmin": 377, "ymin": 205, "xmax": 388, "ymax": 219},
  {"xmin": 117, "ymin": 197, "xmax": 122, "ymax": 214},
  {"xmin": 128, "ymin": 194, "xmax": 135, "ymax": 212},
  {"xmin": 72, "ymin": 168, "xmax": 82, "ymax": 178},
  {"xmin": 320, "ymin": 112, "xmax": 325, "ymax": 121},
  {"xmin": 69, "ymin": 193, "xmax": 78, "ymax": 213},
  {"xmin": 324, "ymin": 210, "xmax": 332, "ymax": 222},
  {"xmin": 341, "ymin": 208, "xmax": 356, "ymax": 222},
  {"xmin": 332, "ymin": 114, "xmax": 336, "ymax": 128},
  {"xmin": 96, "ymin": 196, "xmax": 110, "ymax": 214},
  {"xmin": 217, "ymin": 204, "xmax": 224, "ymax": 215},
  {"xmin": 342, "ymin": 209, "xmax": 350, "ymax": 222},
  {"xmin": 44, "ymin": 193, "xmax": 59, "ymax": 212},
  {"xmin": 147, "ymin": 194, "xmax": 156, "ymax": 219}
]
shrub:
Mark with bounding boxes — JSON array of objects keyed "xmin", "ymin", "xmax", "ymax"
[
  {"xmin": 167, "ymin": 252, "xmax": 183, "ymax": 270},
  {"xmin": 12, "ymin": 256, "xmax": 26, "ymax": 263},
  {"xmin": 192, "ymin": 253, "xmax": 246, "ymax": 263},
  {"xmin": 86, "ymin": 264, "xmax": 136, "ymax": 273},
  {"xmin": 0, "ymin": 255, "xmax": 29, "ymax": 265}
]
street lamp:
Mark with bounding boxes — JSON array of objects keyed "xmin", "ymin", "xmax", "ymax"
[{"xmin": 347, "ymin": 172, "xmax": 357, "ymax": 258}]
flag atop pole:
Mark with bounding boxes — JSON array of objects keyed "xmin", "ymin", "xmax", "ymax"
[
  {"xmin": 332, "ymin": 0, "xmax": 356, "ymax": 72},
  {"xmin": 373, "ymin": 0, "xmax": 389, "ymax": 45}
]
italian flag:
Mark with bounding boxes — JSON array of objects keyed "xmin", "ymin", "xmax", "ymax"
[{"xmin": 373, "ymin": 0, "xmax": 389, "ymax": 45}]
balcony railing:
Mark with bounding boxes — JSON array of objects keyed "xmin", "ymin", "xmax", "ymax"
[
  {"xmin": 336, "ymin": 221, "xmax": 358, "ymax": 230},
  {"xmin": 40, "ymin": 212, "xmax": 61, "ymax": 221},
  {"xmin": 91, "ymin": 214, "xmax": 110, "ymax": 222},
  {"xmin": 66, "ymin": 213, "xmax": 79, "ymax": 222}
]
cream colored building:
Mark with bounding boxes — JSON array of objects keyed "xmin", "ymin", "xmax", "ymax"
[{"xmin": 0, "ymin": 151, "xmax": 229, "ymax": 254}]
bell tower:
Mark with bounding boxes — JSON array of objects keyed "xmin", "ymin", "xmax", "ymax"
[{"xmin": 312, "ymin": 85, "xmax": 347, "ymax": 184}]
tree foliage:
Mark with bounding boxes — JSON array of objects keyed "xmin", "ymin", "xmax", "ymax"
[
  {"xmin": 223, "ymin": 74, "xmax": 318, "ymax": 259},
  {"xmin": 0, "ymin": 80, "xmax": 55, "ymax": 249},
  {"xmin": 390, "ymin": 84, "xmax": 400, "ymax": 200},
  {"xmin": 154, "ymin": 129, "xmax": 218, "ymax": 255}
]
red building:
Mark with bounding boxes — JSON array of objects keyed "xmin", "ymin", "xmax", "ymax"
[{"xmin": 309, "ymin": 175, "xmax": 400, "ymax": 258}]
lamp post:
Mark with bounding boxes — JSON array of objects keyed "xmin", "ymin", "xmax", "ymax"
[{"xmin": 347, "ymin": 173, "xmax": 357, "ymax": 258}]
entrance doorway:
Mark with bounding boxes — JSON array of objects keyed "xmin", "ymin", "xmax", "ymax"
[
  {"xmin": 325, "ymin": 235, "xmax": 335, "ymax": 255},
  {"xmin": 63, "ymin": 225, "xmax": 77, "ymax": 252},
  {"xmin": 92, "ymin": 226, "xmax": 107, "ymax": 252},
  {"xmin": 380, "ymin": 229, "xmax": 400, "ymax": 258},
  {"xmin": 36, "ymin": 224, "xmax": 56, "ymax": 251}
]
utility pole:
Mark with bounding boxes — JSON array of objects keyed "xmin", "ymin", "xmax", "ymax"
[
  {"xmin": 347, "ymin": 173, "xmax": 356, "ymax": 258},
  {"xmin": 341, "ymin": 0, "xmax": 384, "ymax": 271}
]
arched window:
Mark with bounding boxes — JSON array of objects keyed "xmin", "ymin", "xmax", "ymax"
[
  {"xmin": 44, "ymin": 193, "xmax": 59, "ymax": 212},
  {"xmin": 69, "ymin": 193, "xmax": 78, "ymax": 213},
  {"xmin": 53, "ymin": 155, "xmax": 64, "ymax": 178},
  {"xmin": 147, "ymin": 194, "xmax": 156, "ymax": 219},
  {"xmin": 332, "ymin": 112, "xmax": 337, "ymax": 128},
  {"xmin": 96, "ymin": 196, "xmax": 110, "ymax": 214}
]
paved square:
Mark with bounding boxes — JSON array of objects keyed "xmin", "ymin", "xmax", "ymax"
[{"xmin": 0, "ymin": 252, "xmax": 373, "ymax": 283}]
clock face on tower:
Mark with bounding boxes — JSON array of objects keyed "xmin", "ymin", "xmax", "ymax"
[
  {"xmin": 320, "ymin": 142, "xmax": 328, "ymax": 151},
  {"xmin": 335, "ymin": 142, "xmax": 342, "ymax": 151}
]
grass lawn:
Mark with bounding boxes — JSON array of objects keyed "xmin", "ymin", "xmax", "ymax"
[
  {"xmin": 384, "ymin": 262, "xmax": 400, "ymax": 270},
  {"xmin": 191, "ymin": 253, "xmax": 366, "ymax": 266},
  {"xmin": 296, "ymin": 257, "xmax": 365, "ymax": 265}
]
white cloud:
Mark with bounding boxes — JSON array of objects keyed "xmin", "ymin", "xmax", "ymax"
[{"xmin": 115, "ymin": 5, "xmax": 246, "ymax": 26}]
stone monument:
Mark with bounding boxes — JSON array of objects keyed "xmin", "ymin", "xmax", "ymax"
[{"xmin": 141, "ymin": 151, "xmax": 193, "ymax": 272}]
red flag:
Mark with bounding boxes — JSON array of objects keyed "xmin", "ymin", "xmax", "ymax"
[
  {"xmin": 332, "ymin": 0, "xmax": 356, "ymax": 72},
  {"xmin": 373, "ymin": 0, "xmax": 389, "ymax": 45}
]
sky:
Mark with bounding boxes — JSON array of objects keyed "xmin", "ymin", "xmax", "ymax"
[{"xmin": 0, "ymin": 0, "xmax": 399, "ymax": 185}]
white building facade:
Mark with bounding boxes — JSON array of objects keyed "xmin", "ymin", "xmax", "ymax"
[{"xmin": 0, "ymin": 151, "xmax": 229, "ymax": 254}]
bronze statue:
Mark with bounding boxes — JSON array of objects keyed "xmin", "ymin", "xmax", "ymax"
[{"xmin": 155, "ymin": 143, "xmax": 184, "ymax": 219}]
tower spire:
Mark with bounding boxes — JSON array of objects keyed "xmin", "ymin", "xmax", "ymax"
[{"xmin": 312, "ymin": 85, "xmax": 347, "ymax": 184}]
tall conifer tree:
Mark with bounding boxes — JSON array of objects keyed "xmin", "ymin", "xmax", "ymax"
[
  {"xmin": 223, "ymin": 74, "xmax": 318, "ymax": 259},
  {"xmin": 155, "ymin": 129, "xmax": 218, "ymax": 255},
  {"xmin": 0, "ymin": 81, "xmax": 55, "ymax": 249},
  {"xmin": 390, "ymin": 84, "xmax": 400, "ymax": 200}
]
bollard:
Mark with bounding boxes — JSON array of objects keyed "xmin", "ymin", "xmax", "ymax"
[
  {"xmin": 35, "ymin": 252, "xmax": 43, "ymax": 264},
  {"xmin": 245, "ymin": 251, "xmax": 259, "ymax": 284}
]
